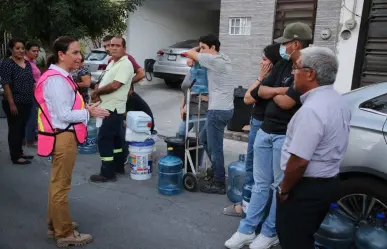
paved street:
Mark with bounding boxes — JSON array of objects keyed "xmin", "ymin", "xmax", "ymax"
[{"xmin": 0, "ymin": 80, "xmax": 281, "ymax": 249}]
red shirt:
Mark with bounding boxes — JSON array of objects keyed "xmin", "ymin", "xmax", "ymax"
[
  {"xmin": 108, "ymin": 53, "xmax": 141, "ymax": 91},
  {"xmin": 108, "ymin": 53, "xmax": 141, "ymax": 72}
]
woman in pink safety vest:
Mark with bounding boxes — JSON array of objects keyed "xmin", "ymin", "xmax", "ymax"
[{"xmin": 34, "ymin": 36, "xmax": 109, "ymax": 248}]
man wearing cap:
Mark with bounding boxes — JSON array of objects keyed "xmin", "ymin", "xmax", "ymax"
[{"xmin": 225, "ymin": 22, "xmax": 313, "ymax": 249}]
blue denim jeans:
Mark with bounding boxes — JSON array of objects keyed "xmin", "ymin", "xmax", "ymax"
[
  {"xmin": 199, "ymin": 109, "xmax": 233, "ymax": 182},
  {"xmin": 244, "ymin": 118, "xmax": 263, "ymax": 188},
  {"xmin": 25, "ymin": 101, "xmax": 37, "ymax": 143},
  {"xmin": 239, "ymin": 129, "xmax": 285, "ymax": 238}
]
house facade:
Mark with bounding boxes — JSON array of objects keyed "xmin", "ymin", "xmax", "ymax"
[{"xmin": 219, "ymin": 0, "xmax": 387, "ymax": 93}]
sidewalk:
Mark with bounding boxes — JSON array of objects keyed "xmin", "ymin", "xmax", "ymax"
[{"xmin": 0, "ymin": 118, "xmax": 248, "ymax": 249}]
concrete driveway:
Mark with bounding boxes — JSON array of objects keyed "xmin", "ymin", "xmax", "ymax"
[{"xmin": 0, "ymin": 80, "xmax": 281, "ymax": 249}]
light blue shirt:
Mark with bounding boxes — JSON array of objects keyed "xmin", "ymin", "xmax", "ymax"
[
  {"xmin": 281, "ymin": 85, "xmax": 351, "ymax": 178},
  {"xmin": 43, "ymin": 65, "xmax": 89, "ymax": 129}
]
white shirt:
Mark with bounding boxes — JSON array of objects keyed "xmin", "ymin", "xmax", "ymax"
[{"xmin": 43, "ymin": 65, "xmax": 89, "ymax": 129}]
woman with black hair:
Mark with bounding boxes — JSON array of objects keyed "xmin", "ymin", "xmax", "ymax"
[
  {"xmin": 222, "ymin": 43, "xmax": 282, "ymax": 217},
  {"xmin": 0, "ymin": 38, "xmax": 35, "ymax": 164},
  {"xmin": 35, "ymin": 36, "xmax": 109, "ymax": 247},
  {"xmin": 71, "ymin": 53, "xmax": 91, "ymax": 103},
  {"xmin": 24, "ymin": 41, "xmax": 42, "ymax": 147}
]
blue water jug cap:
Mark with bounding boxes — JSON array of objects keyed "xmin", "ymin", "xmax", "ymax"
[
  {"xmin": 376, "ymin": 213, "xmax": 386, "ymax": 221},
  {"xmin": 330, "ymin": 203, "xmax": 339, "ymax": 209},
  {"xmin": 239, "ymin": 154, "xmax": 246, "ymax": 162}
]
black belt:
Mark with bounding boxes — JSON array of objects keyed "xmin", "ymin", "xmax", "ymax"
[{"xmin": 302, "ymin": 175, "xmax": 339, "ymax": 182}]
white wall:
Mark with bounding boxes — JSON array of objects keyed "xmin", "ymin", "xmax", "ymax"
[
  {"xmin": 334, "ymin": 0, "xmax": 364, "ymax": 93},
  {"xmin": 126, "ymin": 0, "xmax": 220, "ymax": 68}
]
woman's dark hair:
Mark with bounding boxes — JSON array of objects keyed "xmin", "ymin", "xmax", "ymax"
[
  {"xmin": 263, "ymin": 43, "xmax": 282, "ymax": 65},
  {"xmin": 7, "ymin": 38, "xmax": 25, "ymax": 57},
  {"xmin": 199, "ymin": 34, "xmax": 221, "ymax": 52},
  {"xmin": 51, "ymin": 36, "xmax": 78, "ymax": 64},
  {"xmin": 26, "ymin": 41, "xmax": 41, "ymax": 51},
  {"xmin": 46, "ymin": 54, "xmax": 56, "ymax": 67}
]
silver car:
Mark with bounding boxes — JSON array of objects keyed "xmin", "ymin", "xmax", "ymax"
[
  {"xmin": 339, "ymin": 82, "xmax": 387, "ymax": 226},
  {"xmin": 153, "ymin": 39, "xmax": 199, "ymax": 87},
  {"xmin": 84, "ymin": 48, "xmax": 111, "ymax": 84}
]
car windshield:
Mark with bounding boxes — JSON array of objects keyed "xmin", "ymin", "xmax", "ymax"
[
  {"xmin": 85, "ymin": 51, "xmax": 107, "ymax": 61},
  {"xmin": 170, "ymin": 40, "xmax": 198, "ymax": 49}
]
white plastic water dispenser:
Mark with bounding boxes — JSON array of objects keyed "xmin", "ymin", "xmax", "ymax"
[{"xmin": 126, "ymin": 111, "xmax": 152, "ymax": 133}]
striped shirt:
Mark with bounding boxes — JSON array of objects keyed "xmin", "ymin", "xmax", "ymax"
[{"xmin": 43, "ymin": 65, "xmax": 89, "ymax": 129}]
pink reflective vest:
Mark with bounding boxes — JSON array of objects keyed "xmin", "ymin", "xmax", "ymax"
[{"xmin": 34, "ymin": 69, "xmax": 87, "ymax": 157}]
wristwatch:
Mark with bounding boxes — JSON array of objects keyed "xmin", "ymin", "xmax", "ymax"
[{"xmin": 277, "ymin": 185, "xmax": 289, "ymax": 196}]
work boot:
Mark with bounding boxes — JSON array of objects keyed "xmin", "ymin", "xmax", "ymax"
[
  {"xmin": 47, "ymin": 222, "xmax": 79, "ymax": 239},
  {"xmin": 204, "ymin": 168, "xmax": 214, "ymax": 181},
  {"xmin": 200, "ymin": 180, "xmax": 226, "ymax": 195},
  {"xmin": 89, "ymin": 174, "xmax": 117, "ymax": 183},
  {"xmin": 56, "ymin": 230, "xmax": 93, "ymax": 248}
]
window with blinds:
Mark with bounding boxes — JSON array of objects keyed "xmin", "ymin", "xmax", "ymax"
[{"xmin": 273, "ymin": 0, "xmax": 318, "ymax": 41}]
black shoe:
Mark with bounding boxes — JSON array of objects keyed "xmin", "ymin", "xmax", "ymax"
[
  {"xmin": 204, "ymin": 168, "xmax": 214, "ymax": 181},
  {"xmin": 21, "ymin": 155, "xmax": 34, "ymax": 160},
  {"xmin": 89, "ymin": 174, "xmax": 117, "ymax": 183},
  {"xmin": 12, "ymin": 158, "xmax": 32, "ymax": 165},
  {"xmin": 200, "ymin": 180, "xmax": 226, "ymax": 195}
]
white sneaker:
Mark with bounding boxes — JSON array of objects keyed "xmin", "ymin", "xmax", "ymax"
[
  {"xmin": 225, "ymin": 231, "xmax": 256, "ymax": 249},
  {"xmin": 249, "ymin": 234, "xmax": 279, "ymax": 249}
]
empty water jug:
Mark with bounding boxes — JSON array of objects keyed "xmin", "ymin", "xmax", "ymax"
[
  {"xmin": 242, "ymin": 184, "xmax": 252, "ymax": 218},
  {"xmin": 78, "ymin": 117, "xmax": 98, "ymax": 154},
  {"xmin": 158, "ymin": 147, "xmax": 183, "ymax": 196},
  {"xmin": 355, "ymin": 213, "xmax": 387, "ymax": 249},
  {"xmin": 314, "ymin": 203, "xmax": 356, "ymax": 249},
  {"xmin": 227, "ymin": 154, "xmax": 246, "ymax": 203},
  {"xmin": 191, "ymin": 63, "xmax": 208, "ymax": 94}
]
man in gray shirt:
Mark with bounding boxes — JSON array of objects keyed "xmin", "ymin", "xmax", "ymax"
[
  {"xmin": 186, "ymin": 34, "xmax": 234, "ymax": 194},
  {"xmin": 276, "ymin": 47, "xmax": 351, "ymax": 249}
]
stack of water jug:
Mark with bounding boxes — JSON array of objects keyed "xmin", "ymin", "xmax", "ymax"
[
  {"xmin": 78, "ymin": 117, "xmax": 98, "ymax": 154},
  {"xmin": 125, "ymin": 111, "xmax": 155, "ymax": 181},
  {"xmin": 315, "ymin": 203, "xmax": 387, "ymax": 249}
]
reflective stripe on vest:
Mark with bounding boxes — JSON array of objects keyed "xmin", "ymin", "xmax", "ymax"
[{"xmin": 34, "ymin": 69, "xmax": 87, "ymax": 156}]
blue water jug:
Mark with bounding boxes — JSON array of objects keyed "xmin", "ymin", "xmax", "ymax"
[
  {"xmin": 227, "ymin": 154, "xmax": 246, "ymax": 203},
  {"xmin": 354, "ymin": 213, "xmax": 387, "ymax": 249},
  {"xmin": 158, "ymin": 147, "xmax": 183, "ymax": 196},
  {"xmin": 241, "ymin": 184, "xmax": 252, "ymax": 218},
  {"xmin": 78, "ymin": 117, "xmax": 98, "ymax": 154},
  {"xmin": 191, "ymin": 63, "xmax": 208, "ymax": 94},
  {"xmin": 314, "ymin": 203, "xmax": 356, "ymax": 249}
]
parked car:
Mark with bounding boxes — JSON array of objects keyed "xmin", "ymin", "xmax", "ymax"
[
  {"xmin": 153, "ymin": 39, "xmax": 199, "ymax": 87},
  {"xmin": 339, "ymin": 82, "xmax": 387, "ymax": 226},
  {"xmin": 84, "ymin": 48, "xmax": 111, "ymax": 85}
]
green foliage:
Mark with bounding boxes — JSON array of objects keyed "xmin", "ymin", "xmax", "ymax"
[{"xmin": 0, "ymin": 0, "xmax": 143, "ymax": 50}]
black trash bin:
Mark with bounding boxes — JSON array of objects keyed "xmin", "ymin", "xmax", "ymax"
[
  {"xmin": 164, "ymin": 136, "xmax": 198, "ymax": 172},
  {"xmin": 227, "ymin": 86, "xmax": 253, "ymax": 132}
]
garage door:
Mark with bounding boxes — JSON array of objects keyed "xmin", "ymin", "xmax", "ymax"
[{"xmin": 359, "ymin": 0, "xmax": 387, "ymax": 87}]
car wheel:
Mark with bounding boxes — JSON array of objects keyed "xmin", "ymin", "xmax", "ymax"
[
  {"xmin": 164, "ymin": 79, "xmax": 182, "ymax": 88},
  {"xmin": 338, "ymin": 176, "xmax": 387, "ymax": 226}
]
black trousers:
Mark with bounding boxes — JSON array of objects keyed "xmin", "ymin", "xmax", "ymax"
[
  {"xmin": 98, "ymin": 110, "xmax": 125, "ymax": 178},
  {"xmin": 2, "ymin": 100, "xmax": 32, "ymax": 161},
  {"xmin": 276, "ymin": 177, "xmax": 340, "ymax": 249},
  {"xmin": 126, "ymin": 92, "xmax": 155, "ymax": 131}
]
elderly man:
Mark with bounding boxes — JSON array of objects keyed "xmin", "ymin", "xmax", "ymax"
[{"xmin": 276, "ymin": 47, "xmax": 351, "ymax": 249}]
